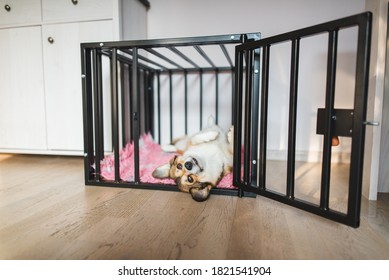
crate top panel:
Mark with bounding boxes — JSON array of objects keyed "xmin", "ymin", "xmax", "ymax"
[{"xmin": 81, "ymin": 33, "xmax": 261, "ymax": 73}]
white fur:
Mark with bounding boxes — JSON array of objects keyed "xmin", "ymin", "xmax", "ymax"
[
  {"xmin": 153, "ymin": 115, "xmax": 234, "ymax": 195},
  {"xmin": 174, "ymin": 116, "xmax": 233, "ymax": 185}
]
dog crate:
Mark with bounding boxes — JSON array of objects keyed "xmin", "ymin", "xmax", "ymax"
[
  {"xmin": 81, "ymin": 33, "xmax": 261, "ymax": 197},
  {"xmin": 81, "ymin": 12, "xmax": 372, "ymax": 227}
]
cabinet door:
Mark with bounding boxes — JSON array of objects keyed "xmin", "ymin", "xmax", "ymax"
[
  {"xmin": 42, "ymin": 0, "xmax": 113, "ymax": 22},
  {"xmin": 0, "ymin": 0, "xmax": 41, "ymax": 26},
  {"xmin": 0, "ymin": 26, "xmax": 47, "ymax": 150},
  {"xmin": 42, "ymin": 20, "xmax": 114, "ymax": 151}
]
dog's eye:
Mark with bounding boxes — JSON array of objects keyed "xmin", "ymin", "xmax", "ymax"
[
  {"xmin": 177, "ymin": 163, "xmax": 182, "ymax": 170},
  {"xmin": 187, "ymin": 175, "xmax": 194, "ymax": 183}
]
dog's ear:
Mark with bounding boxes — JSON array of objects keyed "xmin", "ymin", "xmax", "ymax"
[
  {"xmin": 152, "ymin": 156, "xmax": 177, "ymax": 179},
  {"xmin": 189, "ymin": 183, "xmax": 213, "ymax": 202},
  {"xmin": 152, "ymin": 163, "xmax": 171, "ymax": 179},
  {"xmin": 169, "ymin": 155, "xmax": 178, "ymax": 165}
]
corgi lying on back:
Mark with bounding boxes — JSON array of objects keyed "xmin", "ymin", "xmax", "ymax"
[{"xmin": 152, "ymin": 117, "xmax": 233, "ymax": 202}]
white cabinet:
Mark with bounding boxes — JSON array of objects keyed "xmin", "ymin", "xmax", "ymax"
[
  {"xmin": 43, "ymin": 20, "xmax": 114, "ymax": 151},
  {"xmin": 0, "ymin": 0, "xmax": 148, "ymax": 155},
  {"xmin": 0, "ymin": 26, "xmax": 47, "ymax": 150}
]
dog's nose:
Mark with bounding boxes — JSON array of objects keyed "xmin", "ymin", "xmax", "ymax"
[{"xmin": 185, "ymin": 161, "xmax": 193, "ymax": 170}]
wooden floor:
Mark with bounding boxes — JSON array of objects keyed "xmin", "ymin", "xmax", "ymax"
[{"xmin": 0, "ymin": 154, "xmax": 388, "ymax": 260}]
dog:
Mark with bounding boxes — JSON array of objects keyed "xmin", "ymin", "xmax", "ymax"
[{"xmin": 152, "ymin": 117, "xmax": 233, "ymax": 202}]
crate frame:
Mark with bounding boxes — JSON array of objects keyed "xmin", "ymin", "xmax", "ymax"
[{"xmin": 81, "ymin": 33, "xmax": 260, "ymax": 197}]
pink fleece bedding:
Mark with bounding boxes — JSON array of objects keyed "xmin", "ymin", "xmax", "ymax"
[{"xmin": 98, "ymin": 133, "xmax": 236, "ymax": 189}]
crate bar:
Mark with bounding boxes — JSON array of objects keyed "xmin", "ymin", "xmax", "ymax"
[
  {"xmin": 259, "ymin": 45, "xmax": 270, "ymax": 188},
  {"xmin": 184, "ymin": 70, "xmax": 188, "ymax": 135},
  {"xmin": 92, "ymin": 49, "xmax": 103, "ymax": 180},
  {"xmin": 320, "ymin": 30, "xmax": 338, "ymax": 210},
  {"xmin": 157, "ymin": 72, "xmax": 161, "ymax": 144},
  {"xmin": 128, "ymin": 66, "xmax": 134, "ymax": 141},
  {"xmin": 243, "ymin": 49, "xmax": 253, "ymax": 185},
  {"xmin": 233, "ymin": 47, "xmax": 244, "ymax": 188},
  {"xmin": 81, "ymin": 48, "xmax": 94, "ymax": 182},
  {"xmin": 168, "ymin": 47, "xmax": 200, "ymax": 69},
  {"xmin": 250, "ymin": 47, "xmax": 261, "ymax": 185},
  {"xmin": 169, "ymin": 71, "xmax": 173, "ymax": 142},
  {"xmin": 132, "ymin": 47, "xmax": 140, "ymax": 183},
  {"xmin": 96, "ymin": 52, "xmax": 105, "ymax": 159},
  {"xmin": 121, "ymin": 49, "xmax": 170, "ymax": 71},
  {"xmin": 159, "ymin": 67, "xmax": 232, "ymax": 74},
  {"xmin": 120, "ymin": 61, "xmax": 126, "ymax": 145},
  {"xmin": 220, "ymin": 44, "xmax": 233, "ymax": 67},
  {"xmin": 347, "ymin": 12, "xmax": 372, "ymax": 227},
  {"xmin": 142, "ymin": 70, "xmax": 146, "ymax": 134},
  {"xmin": 286, "ymin": 38, "xmax": 300, "ymax": 199},
  {"xmin": 140, "ymin": 70, "xmax": 145, "ymax": 136},
  {"xmin": 231, "ymin": 69, "xmax": 235, "ymax": 125},
  {"xmin": 82, "ymin": 33, "xmax": 260, "ymax": 49},
  {"xmin": 96, "ymin": 52, "xmax": 104, "ymax": 161},
  {"xmin": 194, "ymin": 45, "xmax": 216, "ymax": 68},
  {"xmin": 82, "ymin": 178, "xmax": 241, "ymax": 197},
  {"xmin": 146, "ymin": 71, "xmax": 155, "ymax": 134},
  {"xmin": 149, "ymin": 71, "xmax": 155, "ymax": 134},
  {"xmin": 199, "ymin": 70, "xmax": 203, "ymax": 129},
  {"xmin": 101, "ymin": 50, "xmax": 153, "ymax": 72},
  {"xmin": 110, "ymin": 48, "xmax": 120, "ymax": 182},
  {"xmin": 145, "ymin": 48, "xmax": 185, "ymax": 69},
  {"xmin": 215, "ymin": 69, "xmax": 219, "ymax": 124}
]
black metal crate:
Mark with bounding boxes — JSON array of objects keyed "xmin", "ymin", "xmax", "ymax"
[{"xmin": 80, "ymin": 33, "xmax": 260, "ymax": 196}]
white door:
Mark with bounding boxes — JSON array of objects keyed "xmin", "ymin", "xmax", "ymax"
[
  {"xmin": 42, "ymin": 20, "xmax": 114, "ymax": 152},
  {"xmin": 0, "ymin": 26, "xmax": 47, "ymax": 150}
]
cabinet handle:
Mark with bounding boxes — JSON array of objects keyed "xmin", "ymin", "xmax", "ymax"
[
  {"xmin": 48, "ymin": 37, "xmax": 54, "ymax": 44},
  {"xmin": 71, "ymin": 0, "xmax": 78, "ymax": 5},
  {"xmin": 4, "ymin": 4, "xmax": 11, "ymax": 12}
]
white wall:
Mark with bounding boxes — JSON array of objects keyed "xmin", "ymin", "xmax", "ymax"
[
  {"xmin": 364, "ymin": 0, "xmax": 388, "ymax": 198},
  {"xmin": 147, "ymin": 0, "xmax": 365, "ymax": 38},
  {"xmin": 147, "ymin": 0, "xmax": 366, "ymax": 157},
  {"xmin": 145, "ymin": 0, "xmax": 389, "ymax": 200}
]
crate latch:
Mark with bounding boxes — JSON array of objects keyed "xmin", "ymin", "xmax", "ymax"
[{"xmin": 316, "ymin": 108, "xmax": 354, "ymax": 139}]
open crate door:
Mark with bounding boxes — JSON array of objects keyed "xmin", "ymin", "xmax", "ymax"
[{"xmin": 233, "ymin": 12, "xmax": 372, "ymax": 227}]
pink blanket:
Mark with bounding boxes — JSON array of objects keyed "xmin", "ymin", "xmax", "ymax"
[{"xmin": 98, "ymin": 134, "xmax": 236, "ymax": 189}]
